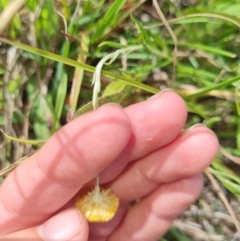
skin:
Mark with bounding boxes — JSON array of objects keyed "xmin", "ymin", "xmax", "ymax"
[{"xmin": 0, "ymin": 90, "xmax": 219, "ymax": 241}]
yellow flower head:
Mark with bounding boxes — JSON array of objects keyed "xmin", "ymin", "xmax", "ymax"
[{"xmin": 75, "ymin": 186, "xmax": 119, "ymax": 223}]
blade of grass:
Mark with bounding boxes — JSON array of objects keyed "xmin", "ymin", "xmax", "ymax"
[
  {"xmin": 178, "ymin": 64, "xmax": 218, "ymax": 82},
  {"xmin": 214, "ymin": 175, "xmax": 240, "ymax": 198},
  {"xmin": 91, "ymin": 0, "xmax": 127, "ymax": 44},
  {"xmin": 67, "ymin": 32, "xmax": 90, "ymax": 121},
  {"xmin": 0, "ymin": 38, "xmax": 159, "ymax": 94},
  {"xmin": 167, "ymin": 41, "xmax": 236, "ymax": 58},
  {"xmin": 211, "ymin": 160, "xmax": 240, "ymax": 184},
  {"xmin": 0, "ymin": 0, "xmax": 27, "ymax": 34},
  {"xmin": 237, "ymin": 115, "xmax": 240, "ymax": 150},
  {"xmin": 115, "ymin": 0, "xmax": 147, "ymax": 27},
  {"xmin": 0, "ymin": 151, "xmax": 36, "ymax": 177},
  {"xmin": 55, "ymin": 0, "xmax": 81, "ymax": 86},
  {"xmin": 0, "ymin": 129, "xmax": 45, "ymax": 145},
  {"xmin": 184, "ymin": 75, "xmax": 240, "ymax": 100},
  {"xmin": 219, "ymin": 146, "xmax": 240, "ymax": 165},
  {"xmin": 53, "ymin": 72, "xmax": 68, "ymax": 132},
  {"xmin": 205, "ymin": 168, "xmax": 240, "ymax": 238},
  {"xmin": 211, "ymin": 158, "xmax": 238, "ymax": 178},
  {"xmin": 168, "ymin": 227, "xmax": 192, "ymax": 241},
  {"xmin": 99, "ymin": 41, "xmax": 132, "ymax": 49},
  {"xmin": 131, "ymin": 17, "xmax": 164, "ymax": 56},
  {"xmin": 209, "ymin": 166, "xmax": 240, "ymax": 197},
  {"xmin": 153, "ymin": 0, "xmax": 178, "ymax": 81},
  {"xmin": 147, "ymin": 12, "xmax": 240, "ymax": 30}
]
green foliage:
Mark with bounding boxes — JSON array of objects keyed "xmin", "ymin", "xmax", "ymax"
[
  {"xmin": 210, "ymin": 158, "xmax": 240, "ymax": 198},
  {"xmin": 0, "ymin": 0, "xmax": 240, "ymax": 239},
  {"xmin": 132, "ymin": 17, "xmax": 167, "ymax": 56},
  {"xmin": 53, "ymin": 72, "xmax": 68, "ymax": 132},
  {"xmin": 162, "ymin": 227, "xmax": 192, "ymax": 241},
  {"xmin": 26, "ymin": 0, "xmax": 58, "ymax": 45},
  {"xmin": 75, "ymin": 88, "xmax": 127, "ymax": 117},
  {"xmin": 91, "ymin": 0, "xmax": 127, "ymax": 43}
]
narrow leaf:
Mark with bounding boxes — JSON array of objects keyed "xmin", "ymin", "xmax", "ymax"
[
  {"xmin": 0, "ymin": 129, "xmax": 46, "ymax": 145},
  {"xmin": 75, "ymin": 90, "xmax": 127, "ymax": 117},
  {"xmin": 184, "ymin": 75, "xmax": 240, "ymax": 100},
  {"xmin": 53, "ymin": 73, "xmax": 68, "ymax": 131},
  {"xmin": 91, "ymin": 0, "xmax": 127, "ymax": 43},
  {"xmin": 0, "ymin": 38, "xmax": 159, "ymax": 94}
]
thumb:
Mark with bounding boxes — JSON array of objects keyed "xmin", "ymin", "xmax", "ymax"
[{"xmin": 0, "ymin": 207, "xmax": 89, "ymax": 241}]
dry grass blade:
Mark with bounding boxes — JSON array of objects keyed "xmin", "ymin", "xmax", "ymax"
[
  {"xmin": 152, "ymin": 0, "xmax": 178, "ymax": 82},
  {"xmin": 173, "ymin": 219, "xmax": 225, "ymax": 241},
  {"xmin": 177, "ymin": 85, "xmax": 240, "ymax": 101},
  {"xmin": 219, "ymin": 146, "xmax": 240, "ymax": 165},
  {"xmin": 147, "ymin": 13, "xmax": 240, "ymax": 30},
  {"xmin": 0, "ymin": 0, "xmax": 27, "ymax": 34},
  {"xmin": 205, "ymin": 168, "xmax": 240, "ymax": 241},
  {"xmin": 116, "ymin": 0, "xmax": 147, "ymax": 27},
  {"xmin": 0, "ymin": 129, "xmax": 46, "ymax": 145},
  {"xmin": 67, "ymin": 33, "xmax": 89, "ymax": 121},
  {"xmin": 170, "ymin": 13, "xmax": 240, "ymax": 29},
  {"xmin": 0, "ymin": 151, "xmax": 36, "ymax": 177}
]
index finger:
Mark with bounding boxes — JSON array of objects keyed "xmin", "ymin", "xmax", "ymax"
[{"xmin": 0, "ymin": 104, "xmax": 131, "ymax": 235}]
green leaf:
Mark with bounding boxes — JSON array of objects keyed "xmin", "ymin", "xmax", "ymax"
[
  {"xmin": 0, "ymin": 38, "xmax": 158, "ymax": 94},
  {"xmin": 218, "ymin": 177, "xmax": 240, "ymax": 198},
  {"xmin": 75, "ymin": 89, "xmax": 127, "ymax": 117},
  {"xmin": 132, "ymin": 17, "xmax": 163, "ymax": 56},
  {"xmin": 98, "ymin": 41, "xmax": 129, "ymax": 49},
  {"xmin": 211, "ymin": 158, "xmax": 240, "ymax": 198},
  {"xmin": 211, "ymin": 160, "xmax": 240, "ymax": 181},
  {"xmin": 178, "ymin": 64, "xmax": 218, "ymax": 82},
  {"xmin": 167, "ymin": 228, "xmax": 192, "ymax": 241},
  {"xmin": 0, "ymin": 130, "xmax": 45, "ymax": 145},
  {"xmin": 91, "ymin": 0, "xmax": 127, "ymax": 43},
  {"xmin": 7, "ymin": 76, "xmax": 21, "ymax": 94},
  {"xmin": 184, "ymin": 75, "xmax": 240, "ymax": 100},
  {"xmin": 103, "ymin": 81, "xmax": 127, "ymax": 96},
  {"xmin": 236, "ymin": 115, "xmax": 240, "ymax": 149},
  {"xmin": 167, "ymin": 41, "xmax": 236, "ymax": 58},
  {"xmin": 0, "ymin": 66, "xmax": 5, "ymax": 74},
  {"xmin": 53, "ymin": 73, "xmax": 68, "ymax": 132}
]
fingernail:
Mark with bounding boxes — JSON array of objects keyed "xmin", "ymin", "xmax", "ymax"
[
  {"xmin": 99, "ymin": 103, "xmax": 122, "ymax": 109},
  {"xmin": 188, "ymin": 123, "xmax": 206, "ymax": 132},
  {"xmin": 36, "ymin": 208, "xmax": 82, "ymax": 241},
  {"xmin": 148, "ymin": 88, "xmax": 172, "ymax": 100}
]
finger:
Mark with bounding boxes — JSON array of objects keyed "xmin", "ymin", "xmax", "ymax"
[
  {"xmin": 0, "ymin": 104, "xmax": 131, "ymax": 235},
  {"xmin": 110, "ymin": 124, "xmax": 219, "ymax": 201},
  {"xmin": 108, "ymin": 175, "xmax": 203, "ymax": 241},
  {"xmin": 86, "ymin": 125, "xmax": 218, "ymax": 239},
  {"xmin": 0, "ymin": 207, "xmax": 89, "ymax": 241},
  {"xmin": 88, "ymin": 202, "xmax": 128, "ymax": 241},
  {"xmin": 120, "ymin": 90, "xmax": 187, "ymax": 161},
  {"xmin": 98, "ymin": 90, "xmax": 188, "ymax": 183}
]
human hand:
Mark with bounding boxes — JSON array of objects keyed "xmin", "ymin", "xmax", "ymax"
[{"xmin": 0, "ymin": 90, "xmax": 218, "ymax": 241}]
